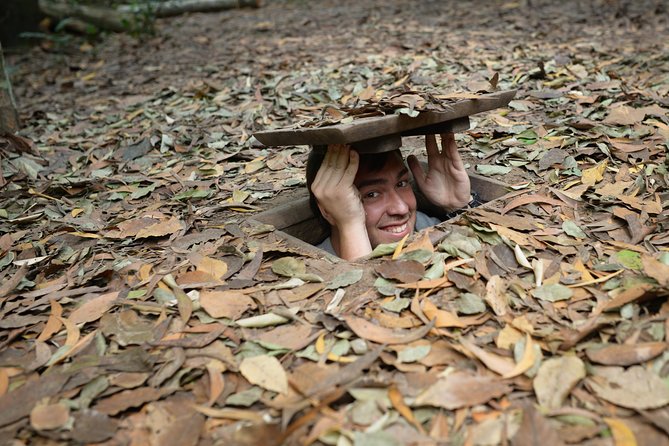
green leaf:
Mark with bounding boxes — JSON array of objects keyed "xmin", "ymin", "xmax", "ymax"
[
  {"xmin": 172, "ymin": 189, "xmax": 211, "ymax": 201},
  {"xmin": 615, "ymin": 250, "xmax": 642, "ymax": 270},
  {"xmin": 272, "ymin": 257, "xmax": 306, "ymax": 277},
  {"xmin": 129, "ymin": 183, "xmax": 158, "ymax": 200},
  {"xmin": 374, "ymin": 277, "xmax": 400, "ymax": 296},
  {"xmin": 398, "ymin": 249, "xmax": 433, "ymax": 263},
  {"xmin": 517, "ymin": 129, "xmax": 538, "ymax": 144},
  {"xmin": 532, "ymin": 284, "xmax": 573, "ymax": 302},
  {"xmin": 326, "ymin": 269, "xmax": 364, "ymax": 290},
  {"xmin": 397, "ymin": 344, "xmax": 431, "ymax": 363},
  {"xmin": 353, "ymin": 431, "xmax": 401, "ymax": 446},
  {"xmin": 381, "ymin": 297, "xmax": 411, "ymax": 313},
  {"xmin": 370, "ymin": 242, "xmax": 398, "ymax": 258},
  {"xmin": 226, "ymin": 386, "xmax": 263, "ymax": 407},
  {"xmin": 475, "ymin": 165, "xmax": 513, "ymax": 176},
  {"xmin": 660, "ymin": 252, "xmax": 669, "ymax": 265},
  {"xmin": 562, "ymin": 220, "xmax": 586, "ymax": 239},
  {"xmin": 456, "ymin": 293, "xmax": 486, "ymax": 314}
]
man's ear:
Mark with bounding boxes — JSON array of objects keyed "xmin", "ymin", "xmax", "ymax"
[{"xmin": 316, "ymin": 202, "xmax": 336, "ymax": 226}]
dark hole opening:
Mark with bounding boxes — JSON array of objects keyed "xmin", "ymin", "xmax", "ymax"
[{"xmin": 252, "ymin": 172, "xmax": 511, "ymax": 257}]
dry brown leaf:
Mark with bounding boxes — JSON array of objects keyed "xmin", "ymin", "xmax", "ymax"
[
  {"xmin": 641, "ymin": 255, "xmax": 669, "ymax": 286},
  {"xmin": 135, "ymin": 216, "xmax": 183, "ymax": 239},
  {"xmin": 603, "ymin": 105, "xmax": 647, "ymax": 125},
  {"xmin": 603, "ymin": 418, "xmax": 637, "ymax": 446},
  {"xmin": 502, "ymin": 334, "xmax": 537, "ymax": 378},
  {"xmin": 389, "ymin": 385, "xmax": 424, "ymax": 433},
  {"xmin": 30, "ymin": 403, "xmax": 70, "ymax": 430},
  {"xmin": 396, "ymin": 277, "xmax": 451, "ymax": 289},
  {"xmin": 193, "ymin": 255, "xmax": 228, "ymax": 280},
  {"xmin": 618, "ymin": 193, "xmax": 662, "ymax": 214},
  {"xmin": 500, "ymin": 194, "xmax": 564, "ymax": 215},
  {"xmin": 484, "ymin": 275, "xmax": 508, "ymax": 316},
  {"xmin": 421, "ymin": 299, "xmax": 466, "ymax": 328},
  {"xmin": 496, "ymin": 325, "xmax": 523, "ymax": 349},
  {"xmin": 191, "ymin": 405, "xmax": 265, "ymax": 422},
  {"xmin": 459, "ymin": 337, "xmax": 515, "ymax": 376},
  {"xmin": 375, "ymin": 259, "xmax": 425, "ymax": 283},
  {"xmin": 206, "ymin": 360, "xmax": 226, "ymax": 406},
  {"xmin": 585, "ymin": 342, "xmax": 666, "ymax": 366},
  {"xmin": 344, "ymin": 315, "xmax": 435, "ymax": 345},
  {"xmin": 239, "ymin": 355, "xmax": 288, "ymax": 394},
  {"xmin": 0, "ymin": 368, "xmax": 8, "ymax": 397},
  {"xmin": 69, "ymin": 292, "xmax": 119, "ymax": 325},
  {"xmin": 581, "ymin": 160, "xmax": 607, "ymax": 186},
  {"xmin": 588, "ymin": 366, "xmax": 669, "ymax": 410},
  {"xmin": 414, "ymin": 371, "xmax": 511, "ymax": 409},
  {"xmin": 36, "ymin": 299, "xmax": 63, "ymax": 342},
  {"xmin": 199, "ymin": 290, "xmax": 255, "ymax": 320},
  {"xmin": 57, "ymin": 315, "xmax": 81, "ymax": 347},
  {"xmin": 404, "ymin": 231, "xmax": 435, "ymax": 253}
]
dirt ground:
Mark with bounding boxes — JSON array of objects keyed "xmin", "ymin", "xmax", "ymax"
[{"xmin": 2, "ymin": 0, "xmax": 669, "ymax": 445}]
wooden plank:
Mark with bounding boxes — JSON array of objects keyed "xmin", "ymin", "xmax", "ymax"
[{"xmin": 254, "ymin": 91, "xmax": 515, "ymax": 151}]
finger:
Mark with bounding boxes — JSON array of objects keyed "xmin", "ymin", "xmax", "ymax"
[
  {"xmin": 314, "ymin": 145, "xmax": 346, "ymax": 192},
  {"xmin": 425, "ymin": 134, "xmax": 439, "ymax": 161},
  {"xmin": 333, "ymin": 144, "xmax": 350, "ymax": 171},
  {"xmin": 339, "ymin": 149, "xmax": 359, "ymax": 187},
  {"xmin": 325, "ymin": 144, "xmax": 342, "ymax": 168},
  {"xmin": 440, "ymin": 133, "xmax": 465, "ymax": 170},
  {"xmin": 439, "ymin": 133, "xmax": 455, "ymax": 160},
  {"xmin": 314, "ymin": 145, "xmax": 337, "ymax": 186},
  {"xmin": 407, "ymin": 154, "xmax": 426, "ymax": 189}
]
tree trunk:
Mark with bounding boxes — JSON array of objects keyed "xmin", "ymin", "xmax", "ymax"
[
  {"xmin": 39, "ymin": 0, "xmax": 135, "ymax": 32},
  {"xmin": 0, "ymin": 42, "xmax": 19, "ymax": 134},
  {"xmin": 121, "ymin": 0, "xmax": 261, "ymax": 18},
  {"xmin": 39, "ymin": 0, "xmax": 262, "ymax": 32}
]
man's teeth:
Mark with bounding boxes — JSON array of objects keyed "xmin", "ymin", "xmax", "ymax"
[{"xmin": 384, "ymin": 223, "xmax": 407, "ymax": 234}]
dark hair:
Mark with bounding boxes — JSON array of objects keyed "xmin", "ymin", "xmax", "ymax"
[{"xmin": 305, "ymin": 146, "xmax": 401, "ymax": 237}]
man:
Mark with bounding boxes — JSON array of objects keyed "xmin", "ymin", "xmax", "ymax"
[{"xmin": 306, "ymin": 133, "xmax": 471, "ymax": 260}]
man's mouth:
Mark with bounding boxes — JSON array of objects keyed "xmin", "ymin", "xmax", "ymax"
[{"xmin": 380, "ymin": 222, "xmax": 409, "ymax": 234}]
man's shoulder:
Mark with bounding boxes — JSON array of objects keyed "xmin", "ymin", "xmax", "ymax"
[
  {"xmin": 415, "ymin": 211, "xmax": 441, "ymax": 230},
  {"xmin": 316, "ymin": 237, "xmax": 336, "ymax": 255}
]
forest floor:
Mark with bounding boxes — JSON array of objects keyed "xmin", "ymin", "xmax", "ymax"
[{"xmin": 2, "ymin": 0, "xmax": 669, "ymax": 445}]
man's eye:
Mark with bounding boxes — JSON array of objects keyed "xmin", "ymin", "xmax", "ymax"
[
  {"xmin": 397, "ymin": 180, "xmax": 409, "ymax": 188},
  {"xmin": 363, "ymin": 191, "xmax": 380, "ymax": 200}
]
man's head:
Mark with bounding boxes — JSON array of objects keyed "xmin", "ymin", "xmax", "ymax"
[{"xmin": 306, "ymin": 147, "xmax": 417, "ymax": 248}]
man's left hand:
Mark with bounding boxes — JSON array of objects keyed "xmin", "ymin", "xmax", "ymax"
[{"xmin": 407, "ymin": 133, "xmax": 471, "ymax": 210}]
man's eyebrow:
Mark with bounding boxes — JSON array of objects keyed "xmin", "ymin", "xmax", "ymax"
[{"xmin": 356, "ymin": 167, "xmax": 409, "ymax": 189}]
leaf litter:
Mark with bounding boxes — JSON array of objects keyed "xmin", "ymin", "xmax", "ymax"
[{"xmin": 2, "ymin": 0, "xmax": 669, "ymax": 444}]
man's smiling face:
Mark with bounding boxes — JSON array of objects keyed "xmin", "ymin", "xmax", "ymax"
[{"xmin": 354, "ymin": 150, "xmax": 417, "ymax": 248}]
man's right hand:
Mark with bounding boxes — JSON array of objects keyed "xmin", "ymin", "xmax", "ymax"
[{"xmin": 310, "ymin": 144, "xmax": 372, "ymax": 260}]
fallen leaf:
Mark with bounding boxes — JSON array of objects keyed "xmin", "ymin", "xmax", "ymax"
[
  {"xmin": 344, "ymin": 315, "xmax": 435, "ymax": 345},
  {"xmin": 421, "ymin": 299, "xmax": 465, "ymax": 328},
  {"xmin": 199, "ymin": 290, "xmax": 255, "ymax": 320},
  {"xmin": 604, "ymin": 418, "xmax": 637, "ymax": 446},
  {"xmin": 36, "ymin": 299, "xmax": 63, "ymax": 342},
  {"xmin": 503, "ymin": 334, "xmax": 538, "ymax": 378},
  {"xmin": 375, "ymin": 259, "xmax": 425, "ymax": 283},
  {"xmin": 533, "ymin": 356, "xmax": 585, "ymax": 409},
  {"xmin": 135, "ymin": 216, "xmax": 183, "ymax": 239},
  {"xmin": 588, "ymin": 366, "xmax": 669, "ymax": 410},
  {"xmin": 585, "ymin": 342, "xmax": 666, "ymax": 366},
  {"xmin": 30, "ymin": 403, "xmax": 70, "ymax": 430},
  {"xmin": 69, "ymin": 292, "xmax": 119, "ymax": 325},
  {"xmin": 239, "ymin": 355, "xmax": 289, "ymax": 394},
  {"xmin": 484, "ymin": 275, "xmax": 509, "ymax": 316},
  {"xmin": 414, "ymin": 372, "xmax": 511, "ymax": 409}
]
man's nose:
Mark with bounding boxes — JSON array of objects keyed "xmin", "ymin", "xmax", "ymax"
[{"xmin": 386, "ymin": 190, "xmax": 410, "ymax": 215}]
